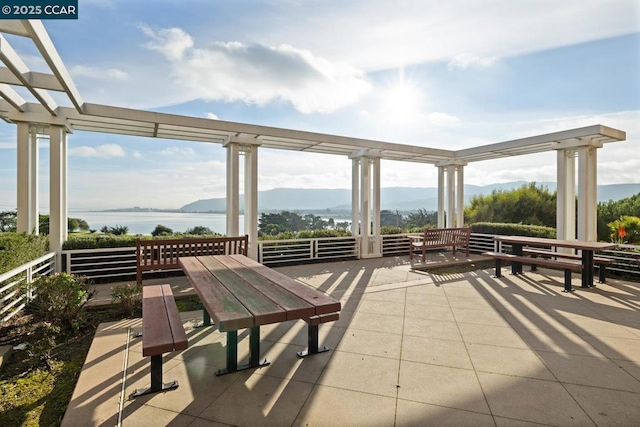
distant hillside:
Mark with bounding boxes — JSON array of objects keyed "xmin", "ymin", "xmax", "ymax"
[{"xmin": 179, "ymin": 182, "xmax": 640, "ymax": 212}]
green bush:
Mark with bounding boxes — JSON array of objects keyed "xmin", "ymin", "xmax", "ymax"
[
  {"xmin": 470, "ymin": 222, "xmax": 556, "ymax": 238},
  {"xmin": 0, "ymin": 232, "xmax": 49, "ymax": 274},
  {"xmin": 380, "ymin": 226, "xmax": 405, "ymax": 235},
  {"xmin": 63, "ymin": 234, "xmax": 138, "ymax": 249},
  {"xmin": 261, "ymin": 229, "xmax": 352, "ymax": 240},
  {"xmin": 111, "ymin": 283, "xmax": 142, "ymax": 317},
  {"xmin": 24, "ymin": 273, "xmax": 94, "ymax": 331}
]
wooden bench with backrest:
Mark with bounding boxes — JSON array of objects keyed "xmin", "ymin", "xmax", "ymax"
[
  {"xmin": 136, "ymin": 235, "xmax": 248, "ymax": 284},
  {"xmin": 131, "ymin": 284, "xmax": 188, "ymax": 397},
  {"xmin": 409, "ymin": 227, "xmax": 471, "ymax": 261},
  {"xmin": 521, "ymin": 248, "xmax": 614, "ymax": 283},
  {"xmin": 482, "ymin": 251, "xmax": 582, "ymax": 292}
]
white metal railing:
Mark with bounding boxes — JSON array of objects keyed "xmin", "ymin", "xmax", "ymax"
[
  {"xmin": 58, "ymin": 234, "xmax": 640, "ymax": 281},
  {"xmin": 257, "ymin": 236, "xmax": 360, "ymax": 265},
  {"xmin": 0, "ymin": 252, "xmax": 56, "ymax": 322}
]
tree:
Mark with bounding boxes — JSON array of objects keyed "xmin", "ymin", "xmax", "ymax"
[
  {"xmin": 0, "ymin": 210, "xmax": 17, "ymax": 232},
  {"xmin": 405, "ymin": 209, "xmax": 437, "ymax": 229},
  {"xmin": 381, "ymin": 210, "xmax": 405, "ymax": 227},
  {"xmin": 598, "ymin": 193, "xmax": 640, "ymax": 241},
  {"xmin": 100, "ymin": 225, "xmax": 128, "ymax": 235},
  {"xmin": 151, "ymin": 224, "xmax": 173, "ymax": 236},
  {"xmin": 185, "ymin": 226, "xmax": 213, "ymax": 235},
  {"xmin": 465, "ymin": 183, "xmax": 556, "ymax": 227}
]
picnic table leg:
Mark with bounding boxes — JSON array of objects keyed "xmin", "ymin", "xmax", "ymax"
[
  {"xmin": 216, "ymin": 331, "xmax": 238, "ymax": 375},
  {"xmin": 563, "ymin": 269, "xmax": 575, "ymax": 293},
  {"xmin": 248, "ymin": 326, "xmax": 270, "ymax": 368},
  {"xmin": 581, "ymin": 250, "xmax": 594, "ymax": 288},
  {"xmin": 217, "ymin": 328, "xmax": 269, "ymax": 376},
  {"xmin": 297, "ymin": 324, "xmax": 330, "ymax": 358},
  {"xmin": 494, "ymin": 258, "xmax": 502, "ymax": 278},
  {"xmin": 512, "ymin": 244, "xmax": 523, "ymax": 275},
  {"xmin": 598, "ymin": 264, "xmax": 606, "ymax": 283}
]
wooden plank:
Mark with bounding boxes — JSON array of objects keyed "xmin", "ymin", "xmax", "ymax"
[
  {"xmin": 198, "ymin": 256, "xmax": 287, "ymax": 326},
  {"xmin": 160, "ymin": 284, "xmax": 188, "ymax": 351},
  {"xmin": 142, "ymin": 285, "xmax": 174, "ymax": 356},
  {"xmin": 482, "ymin": 252, "xmax": 581, "ymax": 270},
  {"xmin": 178, "ymin": 257, "xmax": 254, "ymax": 332},
  {"xmin": 229, "ymin": 254, "xmax": 341, "ymax": 315},
  {"xmin": 215, "ymin": 255, "xmax": 316, "ymax": 321},
  {"xmin": 523, "ymin": 249, "xmax": 614, "ymax": 264}
]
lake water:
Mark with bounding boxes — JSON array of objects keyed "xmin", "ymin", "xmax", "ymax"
[{"xmin": 69, "ymin": 211, "xmax": 243, "ymax": 235}]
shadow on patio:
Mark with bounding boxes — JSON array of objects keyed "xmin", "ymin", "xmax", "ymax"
[{"xmin": 63, "ymin": 255, "xmax": 640, "ymax": 426}]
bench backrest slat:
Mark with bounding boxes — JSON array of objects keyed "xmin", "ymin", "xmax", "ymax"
[{"xmin": 136, "ymin": 235, "xmax": 249, "ymax": 284}]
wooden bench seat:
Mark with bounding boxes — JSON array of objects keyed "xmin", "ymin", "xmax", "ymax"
[
  {"xmin": 522, "ymin": 248, "xmax": 614, "ymax": 283},
  {"xmin": 297, "ymin": 312, "xmax": 340, "ymax": 357},
  {"xmin": 409, "ymin": 227, "xmax": 471, "ymax": 262},
  {"xmin": 131, "ymin": 284, "xmax": 188, "ymax": 397},
  {"xmin": 482, "ymin": 251, "xmax": 582, "ymax": 292}
]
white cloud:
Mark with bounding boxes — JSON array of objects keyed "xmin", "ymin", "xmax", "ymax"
[
  {"xmin": 133, "ymin": 151, "xmax": 143, "ymax": 159},
  {"xmin": 70, "ymin": 65, "xmax": 129, "ymax": 80},
  {"xmin": 205, "ymin": 112, "xmax": 219, "ymax": 120},
  {"xmin": 448, "ymin": 53, "xmax": 498, "ymax": 69},
  {"xmin": 248, "ymin": 0, "xmax": 639, "ymax": 71},
  {"xmin": 141, "ymin": 27, "xmax": 372, "ymax": 113},
  {"xmin": 159, "ymin": 146, "xmax": 196, "ymax": 156},
  {"xmin": 69, "ymin": 144, "xmax": 125, "ymax": 158},
  {"xmin": 427, "ymin": 112, "xmax": 460, "ymax": 125},
  {"xmin": 0, "ymin": 142, "xmax": 15, "ymax": 149}
]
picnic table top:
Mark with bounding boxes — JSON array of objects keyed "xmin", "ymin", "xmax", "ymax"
[
  {"xmin": 493, "ymin": 235, "xmax": 617, "ymax": 251},
  {"xmin": 178, "ymin": 254, "xmax": 341, "ymax": 332}
]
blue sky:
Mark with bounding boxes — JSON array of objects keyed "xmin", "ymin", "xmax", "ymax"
[{"xmin": 0, "ymin": 0, "xmax": 639, "ymax": 210}]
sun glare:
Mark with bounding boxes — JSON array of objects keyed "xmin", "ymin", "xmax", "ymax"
[{"xmin": 380, "ymin": 69, "xmax": 424, "ymax": 122}]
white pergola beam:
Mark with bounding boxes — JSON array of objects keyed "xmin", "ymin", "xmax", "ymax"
[
  {"xmin": 0, "ymin": 67, "xmax": 65, "ymax": 91},
  {"xmin": 21, "ymin": 20, "xmax": 84, "ymax": 112},
  {"xmin": 0, "ymin": 34, "xmax": 58, "ymax": 115}
]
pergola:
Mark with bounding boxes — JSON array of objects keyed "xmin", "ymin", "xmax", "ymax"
[{"xmin": 0, "ymin": 20, "xmax": 627, "ymax": 266}]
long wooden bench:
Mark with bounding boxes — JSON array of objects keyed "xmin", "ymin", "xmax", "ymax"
[
  {"xmin": 482, "ymin": 251, "xmax": 582, "ymax": 292},
  {"xmin": 522, "ymin": 248, "xmax": 615, "ymax": 283},
  {"xmin": 131, "ymin": 284, "xmax": 188, "ymax": 397},
  {"xmin": 136, "ymin": 235, "xmax": 248, "ymax": 284},
  {"xmin": 409, "ymin": 227, "xmax": 471, "ymax": 262},
  {"xmin": 179, "ymin": 254, "xmax": 341, "ymax": 375}
]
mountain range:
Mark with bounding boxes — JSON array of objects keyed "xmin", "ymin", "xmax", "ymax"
[{"xmin": 178, "ymin": 181, "xmax": 640, "ymax": 213}]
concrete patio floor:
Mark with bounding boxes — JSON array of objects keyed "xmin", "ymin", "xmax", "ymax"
[{"xmin": 64, "ymin": 255, "xmax": 640, "ymax": 426}]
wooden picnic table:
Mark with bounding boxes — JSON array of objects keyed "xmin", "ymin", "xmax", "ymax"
[
  {"xmin": 178, "ymin": 254, "xmax": 341, "ymax": 375},
  {"xmin": 493, "ymin": 235, "xmax": 617, "ymax": 289}
]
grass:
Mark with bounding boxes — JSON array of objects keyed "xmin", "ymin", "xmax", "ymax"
[
  {"xmin": 0, "ymin": 307, "xmax": 124, "ymax": 427},
  {"xmin": 0, "ymin": 293, "xmax": 204, "ymax": 427}
]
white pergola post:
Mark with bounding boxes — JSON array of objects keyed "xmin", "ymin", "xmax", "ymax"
[
  {"xmin": 556, "ymin": 149, "xmax": 576, "ymax": 241},
  {"xmin": 456, "ymin": 165, "xmax": 465, "ymax": 227},
  {"xmin": 350, "ymin": 150, "xmax": 382, "ymax": 258},
  {"xmin": 352, "ymin": 158, "xmax": 360, "ymax": 239},
  {"xmin": 437, "ymin": 166, "xmax": 445, "ymax": 228},
  {"xmin": 372, "ymin": 157, "xmax": 382, "ymax": 256},
  {"xmin": 16, "ymin": 122, "xmax": 39, "ymax": 234},
  {"xmin": 49, "ymin": 125, "xmax": 67, "ymax": 271},
  {"xmin": 225, "ymin": 141, "xmax": 240, "ymax": 236},
  {"xmin": 446, "ymin": 165, "xmax": 455, "ymax": 228},
  {"xmin": 436, "ymin": 161, "xmax": 467, "ymax": 228},
  {"xmin": 577, "ymin": 144, "xmax": 598, "ymax": 241},
  {"xmin": 243, "ymin": 145, "xmax": 259, "ymax": 260}
]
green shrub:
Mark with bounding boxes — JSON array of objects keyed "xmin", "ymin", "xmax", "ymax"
[
  {"xmin": 380, "ymin": 226, "xmax": 404, "ymax": 235},
  {"xmin": 0, "ymin": 232, "xmax": 49, "ymax": 274},
  {"xmin": 261, "ymin": 229, "xmax": 352, "ymax": 240},
  {"xmin": 110, "ymin": 283, "xmax": 142, "ymax": 317},
  {"xmin": 470, "ymin": 222, "xmax": 556, "ymax": 238},
  {"xmin": 24, "ymin": 273, "xmax": 94, "ymax": 331}
]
